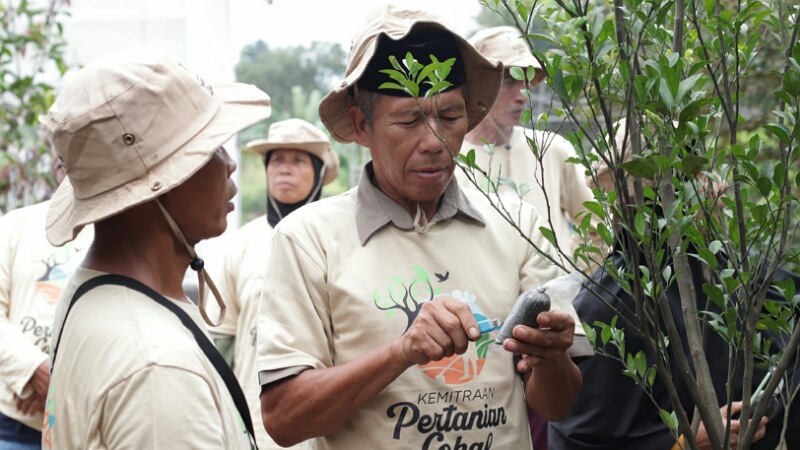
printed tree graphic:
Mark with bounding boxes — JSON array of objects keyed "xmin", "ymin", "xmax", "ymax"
[
  {"xmin": 36, "ymin": 253, "xmax": 68, "ymax": 282},
  {"xmin": 372, "ymin": 266, "xmax": 442, "ymax": 331}
]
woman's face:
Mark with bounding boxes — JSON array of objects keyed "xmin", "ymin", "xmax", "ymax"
[{"xmin": 266, "ymin": 148, "xmax": 316, "ymax": 204}]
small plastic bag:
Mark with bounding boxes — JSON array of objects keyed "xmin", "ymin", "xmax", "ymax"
[{"xmin": 494, "ymin": 272, "xmax": 584, "ymax": 346}]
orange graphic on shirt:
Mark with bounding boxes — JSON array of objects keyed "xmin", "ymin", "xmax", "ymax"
[
  {"xmin": 35, "ymin": 282, "xmax": 63, "ymax": 305},
  {"xmin": 419, "ymin": 331, "xmax": 493, "ymax": 385}
]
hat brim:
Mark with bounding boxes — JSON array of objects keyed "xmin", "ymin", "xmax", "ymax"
[
  {"xmin": 247, "ymin": 139, "xmax": 330, "ymax": 159},
  {"xmin": 319, "ymin": 21, "xmax": 503, "ymax": 144},
  {"xmin": 246, "ymin": 139, "xmax": 340, "ymax": 185},
  {"xmin": 46, "ymin": 83, "xmax": 271, "ymax": 246}
]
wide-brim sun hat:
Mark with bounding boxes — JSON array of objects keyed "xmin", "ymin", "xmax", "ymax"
[
  {"xmin": 42, "ymin": 43, "xmax": 272, "ymax": 246},
  {"xmin": 468, "ymin": 25, "xmax": 546, "ymax": 85},
  {"xmin": 319, "ymin": 5, "xmax": 503, "ymax": 144},
  {"xmin": 246, "ymin": 118, "xmax": 340, "ymax": 184}
]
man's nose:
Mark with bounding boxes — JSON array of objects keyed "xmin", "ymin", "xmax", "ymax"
[{"xmin": 419, "ymin": 119, "xmax": 446, "ymax": 153}]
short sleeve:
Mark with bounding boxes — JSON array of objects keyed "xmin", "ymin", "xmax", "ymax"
[{"xmin": 256, "ymin": 229, "xmax": 333, "ymax": 384}]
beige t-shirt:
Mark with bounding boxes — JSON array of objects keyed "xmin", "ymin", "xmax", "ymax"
[
  {"xmin": 257, "ymin": 170, "xmax": 577, "ymax": 450},
  {"xmin": 0, "ymin": 201, "xmax": 92, "ymax": 431},
  {"xmin": 211, "ymin": 216, "xmax": 296, "ymax": 450},
  {"xmin": 458, "ymin": 127, "xmax": 595, "ymax": 258},
  {"xmin": 44, "ymin": 268, "xmax": 254, "ymax": 450}
]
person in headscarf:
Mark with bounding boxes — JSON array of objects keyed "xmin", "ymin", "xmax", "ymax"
[{"xmin": 211, "ymin": 118, "xmax": 339, "ymax": 450}]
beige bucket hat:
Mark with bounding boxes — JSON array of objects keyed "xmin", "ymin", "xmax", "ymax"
[
  {"xmin": 468, "ymin": 26, "xmax": 546, "ymax": 85},
  {"xmin": 318, "ymin": 5, "xmax": 503, "ymax": 143},
  {"xmin": 246, "ymin": 118, "xmax": 340, "ymax": 185},
  {"xmin": 41, "ymin": 44, "xmax": 272, "ymax": 247}
]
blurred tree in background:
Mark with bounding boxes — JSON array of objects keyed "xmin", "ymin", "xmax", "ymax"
[{"xmin": 0, "ymin": 0, "xmax": 70, "ymax": 214}]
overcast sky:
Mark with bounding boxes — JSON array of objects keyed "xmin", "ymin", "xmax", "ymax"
[{"xmin": 229, "ymin": 0, "xmax": 483, "ymax": 59}]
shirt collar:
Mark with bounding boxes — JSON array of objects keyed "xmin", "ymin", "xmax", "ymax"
[{"xmin": 355, "ymin": 162, "xmax": 485, "ymax": 246}]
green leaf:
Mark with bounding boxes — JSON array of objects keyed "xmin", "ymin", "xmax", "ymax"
[
  {"xmin": 378, "ymin": 82, "xmax": 409, "ymax": 93},
  {"xmin": 756, "ymin": 176, "xmax": 772, "ymax": 196},
  {"xmin": 582, "ymin": 323, "xmax": 596, "ymax": 346},
  {"xmin": 621, "ymin": 158, "xmax": 657, "ymax": 180},
  {"xmin": 681, "ymin": 155, "xmax": 708, "ymax": 176},
  {"xmin": 583, "ymin": 201, "xmax": 607, "ymax": 220},
  {"xmin": 498, "ymin": 176, "xmax": 518, "ymax": 192},
  {"xmin": 659, "ymin": 78, "xmax": 675, "ymax": 109},
  {"xmin": 783, "ymin": 69, "xmax": 800, "ymax": 98},
  {"xmin": 703, "ymin": 283, "xmax": 725, "ymax": 307},
  {"xmin": 708, "ymin": 240, "xmax": 722, "ymax": 254},
  {"xmin": 679, "ymin": 98, "xmax": 713, "ymax": 122},
  {"xmin": 519, "ymin": 109, "xmax": 532, "ymax": 126},
  {"xmin": 600, "ymin": 324, "xmax": 612, "ymax": 346},
  {"xmin": 510, "ymin": 66, "xmax": 525, "ymax": 81},
  {"xmin": 552, "ymin": 68, "xmax": 569, "ymax": 104},
  {"xmin": 731, "ymin": 144, "xmax": 747, "ymax": 159},
  {"xmin": 676, "ymin": 73, "xmax": 703, "ymax": 104},
  {"xmin": 526, "ymin": 64, "xmax": 539, "ymax": 83},
  {"xmin": 764, "ymin": 123, "xmax": 790, "ymax": 144},
  {"xmin": 698, "ymin": 247, "xmax": 718, "ymax": 269},
  {"xmin": 424, "ymin": 81, "xmax": 453, "ymax": 98},
  {"xmin": 597, "ymin": 222, "xmax": 613, "ymax": 245},
  {"xmin": 539, "ymin": 226, "xmax": 557, "ymax": 247},
  {"xmin": 659, "ymin": 409, "xmax": 678, "ymax": 431},
  {"xmin": 634, "ymin": 210, "xmax": 646, "ymax": 237},
  {"xmin": 388, "ymin": 55, "xmax": 403, "ymax": 71},
  {"xmin": 774, "ymin": 162, "xmax": 786, "ymax": 187}
]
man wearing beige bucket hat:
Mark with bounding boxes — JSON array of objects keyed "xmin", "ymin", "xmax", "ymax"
[
  {"xmin": 256, "ymin": 5, "xmax": 584, "ymax": 449},
  {"xmin": 210, "ymin": 118, "xmax": 339, "ymax": 450},
  {"xmin": 457, "ymin": 26, "xmax": 597, "ymax": 270},
  {"xmin": 38, "ymin": 43, "xmax": 271, "ymax": 449}
]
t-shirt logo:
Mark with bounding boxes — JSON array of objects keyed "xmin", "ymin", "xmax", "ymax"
[
  {"xmin": 372, "ymin": 266, "xmax": 493, "ymax": 385},
  {"xmin": 35, "ymin": 246, "xmax": 82, "ymax": 305}
]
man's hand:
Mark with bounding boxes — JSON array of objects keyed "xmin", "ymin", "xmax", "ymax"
[
  {"xmin": 696, "ymin": 402, "xmax": 768, "ymax": 450},
  {"xmin": 28, "ymin": 360, "xmax": 50, "ymax": 398},
  {"xmin": 14, "ymin": 392, "xmax": 45, "ymax": 416},
  {"xmin": 501, "ymin": 310, "xmax": 575, "ymax": 373},
  {"xmin": 395, "ymin": 296, "xmax": 481, "ymax": 366},
  {"xmin": 14, "ymin": 360, "xmax": 50, "ymax": 416}
]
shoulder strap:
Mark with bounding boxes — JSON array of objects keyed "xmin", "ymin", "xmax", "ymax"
[{"xmin": 51, "ymin": 274, "xmax": 257, "ymax": 448}]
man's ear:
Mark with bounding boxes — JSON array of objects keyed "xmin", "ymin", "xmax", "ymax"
[{"xmin": 349, "ymin": 105, "xmax": 371, "ymax": 148}]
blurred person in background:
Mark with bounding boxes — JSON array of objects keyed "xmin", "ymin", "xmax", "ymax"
[
  {"xmin": 211, "ymin": 118, "xmax": 339, "ymax": 450},
  {"xmin": 0, "ymin": 148, "xmax": 92, "ymax": 450},
  {"xmin": 458, "ymin": 26, "xmax": 599, "ymax": 272}
]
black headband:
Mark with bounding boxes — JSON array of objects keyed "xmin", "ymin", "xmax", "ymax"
[{"xmin": 356, "ymin": 31, "xmax": 465, "ymax": 97}]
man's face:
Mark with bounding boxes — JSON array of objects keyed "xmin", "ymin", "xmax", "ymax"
[
  {"xmin": 488, "ymin": 70, "xmax": 528, "ymax": 128},
  {"xmin": 160, "ymin": 147, "xmax": 237, "ymax": 244},
  {"xmin": 352, "ymin": 89, "xmax": 468, "ymax": 209}
]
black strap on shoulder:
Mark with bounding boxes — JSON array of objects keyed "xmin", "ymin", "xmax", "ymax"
[{"xmin": 51, "ymin": 274, "xmax": 257, "ymax": 448}]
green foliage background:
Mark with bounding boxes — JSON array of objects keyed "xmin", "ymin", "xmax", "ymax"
[{"xmin": 233, "ymin": 39, "xmax": 360, "ymax": 224}]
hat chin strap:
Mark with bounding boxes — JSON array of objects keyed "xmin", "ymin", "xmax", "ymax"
[{"xmin": 156, "ymin": 199, "xmax": 226, "ymax": 327}]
